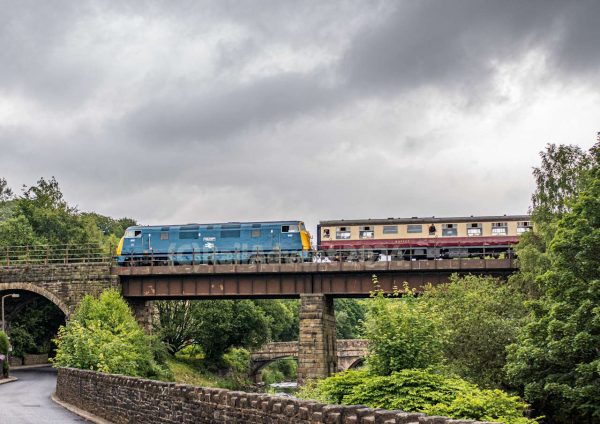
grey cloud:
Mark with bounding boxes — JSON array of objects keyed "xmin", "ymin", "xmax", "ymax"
[
  {"xmin": 122, "ymin": 72, "xmax": 341, "ymax": 145},
  {"xmin": 342, "ymin": 1, "xmax": 600, "ymax": 96}
]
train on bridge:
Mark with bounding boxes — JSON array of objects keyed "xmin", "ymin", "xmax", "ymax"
[{"xmin": 116, "ymin": 215, "xmax": 531, "ymax": 265}]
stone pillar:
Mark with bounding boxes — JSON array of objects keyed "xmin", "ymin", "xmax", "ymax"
[
  {"xmin": 128, "ymin": 299, "xmax": 157, "ymax": 334},
  {"xmin": 297, "ymin": 294, "xmax": 337, "ymax": 383}
]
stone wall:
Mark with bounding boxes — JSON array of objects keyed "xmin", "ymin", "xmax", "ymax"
[
  {"xmin": 56, "ymin": 368, "xmax": 499, "ymax": 424},
  {"xmin": 23, "ymin": 353, "xmax": 49, "ymax": 365}
]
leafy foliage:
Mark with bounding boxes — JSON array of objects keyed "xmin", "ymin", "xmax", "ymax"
[
  {"xmin": 507, "ymin": 153, "xmax": 600, "ymax": 423},
  {"xmin": 0, "ymin": 331, "xmax": 9, "ymax": 377},
  {"xmin": 334, "ymin": 298, "xmax": 366, "ymax": 339},
  {"xmin": 423, "ymin": 274, "xmax": 527, "ymax": 388},
  {"xmin": 9, "ymin": 298, "xmax": 65, "ymax": 357},
  {"xmin": 53, "ymin": 289, "xmax": 171, "ymax": 379},
  {"xmin": 364, "ymin": 281, "xmax": 442, "ymax": 375},
  {"xmin": 301, "ymin": 369, "xmax": 537, "ymax": 424},
  {"xmin": 0, "ymin": 176, "xmax": 135, "ymax": 249},
  {"xmin": 157, "ymin": 299, "xmax": 299, "ymax": 368},
  {"xmin": 261, "ymin": 358, "xmax": 297, "ymax": 385}
]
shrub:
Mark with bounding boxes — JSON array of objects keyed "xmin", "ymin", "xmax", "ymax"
[
  {"xmin": 0, "ymin": 331, "xmax": 9, "ymax": 377},
  {"xmin": 364, "ymin": 280, "xmax": 442, "ymax": 375},
  {"xmin": 53, "ymin": 289, "xmax": 171, "ymax": 379},
  {"xmin": 221, "ymin": 347, "xmax": 251, "ymax": 389},
  {"xmin": 301, "ymin": 369, "xmax": 538, "ymax": 424}
]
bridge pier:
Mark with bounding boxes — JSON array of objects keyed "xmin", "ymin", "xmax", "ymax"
[
  {"xmin": 127, "ymin": 299, "xmax": 157, "ymax": 334},
  {"xmin": 297, "ymin": 294, "xmax": 337, "ymax": 383}
]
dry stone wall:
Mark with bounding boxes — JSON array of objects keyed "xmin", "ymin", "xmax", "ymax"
[{"xmin": 56, "ymin": 368, "xmax": 501, "ymax": 424}]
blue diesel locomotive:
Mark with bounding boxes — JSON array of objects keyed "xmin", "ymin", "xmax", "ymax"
[{"xmin": 116, "ymin": 220, "xmax": 311, "ymax": 265}]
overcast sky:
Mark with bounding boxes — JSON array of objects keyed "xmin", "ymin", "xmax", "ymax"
[{"xmin": 1, "ymin": 0, "xmax": 599, "ymax": 233}]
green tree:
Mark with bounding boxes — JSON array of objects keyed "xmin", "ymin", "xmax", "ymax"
[
  {"xmin": 156, "ymin": 300, "xmax": 204, "ymax": 354},
  {"xmin": 0, "ymin": 215, "xmax": 37, "ymax": 248},
  {"xmin": 53, "ymin": 289, "xmax": 170, "ymax": 379},
  {"xmin": 0, "ymin": 178, "xmax": 13, "ymax": 202},
  {"xmin": 423, "ymin": 275, "xmax": 527, "ymax": 388},
  {"xmin": 334, "ymin": 298, "xmax": 366, "ymax": 339},
  {"xmin": 364, "ymin": 280, "xmax": 443, "ymax": 375},
  {"xmin": 506, "ymin": 151, "xmax": 600, "ymax": 423}
]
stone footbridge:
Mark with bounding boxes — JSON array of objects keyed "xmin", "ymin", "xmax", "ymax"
[{"xmin": 251, "ymin": 339, "xmax": 368, "ymax": 379}]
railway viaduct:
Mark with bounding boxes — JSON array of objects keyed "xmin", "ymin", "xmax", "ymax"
[{"xmin": 0, "ymin": 258, "xmax": 516, "ymax": 382}]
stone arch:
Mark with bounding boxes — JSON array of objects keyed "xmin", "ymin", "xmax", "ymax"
[
  {"xmin": 0, "ymin": 282, "xmax": 70, "ymax": 317},
  {"xmin": 250, "ymin": 355, "xmax": 297, "ymax": 381},
  {"xmin": 347, "ymin": 357, "xmax": 364, "ymax": 370}
]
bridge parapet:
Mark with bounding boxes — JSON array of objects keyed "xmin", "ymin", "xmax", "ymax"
[{"xmin": 0, "ymin": 262, "xmax": 119, "ymax": 316}]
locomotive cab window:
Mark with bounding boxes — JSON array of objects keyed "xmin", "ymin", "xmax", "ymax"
[
  {"xmin": 359, "ymin": 226, "xmax": 374, "ymax": 239},
  {"xmin": 492, "ymin": 222, "xmax": 508, "ymax": 235},
  {"xmin": 125, "ymin": 230, "xmax": 142, "ymax": 238},
  {"xmin": 282, "ymin": 225, "xmax": 299, "ymax": 233},
  {"xmin": 442, "ymin": 223, "xmax": 458, "ymax": 236},
  {"xmin": 467, "ymin": 223, "xmax": 482, "ymax": 237},
  {"xmin": 428, "ymin": 224, "xmax": 437, "ymax": 235},
  {"xmin": 179, "ymin": 231, "xmax": 198, "ymax": 239},
  {"xmin": 336, "ymin": 227, "xmax": 351, "ymax": 239},
  {"xmin": 323, "ymin": 229, "xmax": 331, "ymax": 238},
  {"xmin": 407, "ymin": 224, "xmax": 422, "ymax": 234}
]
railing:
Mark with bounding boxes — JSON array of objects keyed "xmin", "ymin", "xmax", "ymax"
[
  {"xmin": 0, "ymin": 244, "xmax": 111, "ymax": 266},
  {"xmin": 0, "ymin": 244, "xmax": 516, "ymax": 267},
  {"xmin": 115, "ymin": 246, "xmax": 516, "ymax": 267}
]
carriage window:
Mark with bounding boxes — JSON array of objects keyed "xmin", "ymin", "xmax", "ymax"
[
  {"xmin": 160, "ymin": 232, "xmax": 169, "ymax": 240},
  {"xmin": 442, "ymin": 223, "xmax": 458, "ymax": 236},
  {"xmin": 221, "ymin": 230, "xmax": 241, "ymax": 238},
  {"xmin": 492, "ymin": 222, "xmax": 508, "ymax": 236},
  {"xmin": 336, "ymin": 227, "xmax": 351, "ymax": 239},
  {"xmin": 407, "ymin": 224, "xmax": 422, "ymax": 234},
  {"xmin": 179, "ymin": 231, "xmax": 198, "ymax": 239},
  {"xmin": 251, "ymin": 229, "xmax": 261, "ymax": 238},
  {"xmin": 359, "ymin": 226, "xmax": 374, "ymax": 239},
  {"xmin": 282, "ymin": 225, "xmax": 299, "ymax": 233},
  {"xmin": 428, "ymin": 224, "xmax": 437, "ymax": 235},
  {"xmin": 467, "ymin": 223, "xmax": 482, "ymax": 236},
  {"xmin": 323, "ymin": 228, "xmax": 331, "ymax": 238},
  {"xmin": 517, "ymin": 221, "xmax": 532, "ymax": 234},
  {"xmin": 383, "ymin": 225, "xmax": 398, "ymax": 234}
]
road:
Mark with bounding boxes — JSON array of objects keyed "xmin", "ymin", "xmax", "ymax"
[{"xmin": 0, "ymin": 367, "xmax": 86, "ymax": 423}]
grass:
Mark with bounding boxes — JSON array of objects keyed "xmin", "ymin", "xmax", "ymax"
[{"xmin": 166, "ymin": 357, "xmax": 231, "ymax": 388}]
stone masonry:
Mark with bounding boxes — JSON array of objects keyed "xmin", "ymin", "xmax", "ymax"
[
  {"xmin": 56, "ymin": 367, "xmax": 500, "ymax": 424},
  {"xmin": 298, "ymin": 294, "xmax": 337, "ymax": 383},
  {"xmin": 251, "ymin": 339, "xmax": 368, "ymax": 378},
  {"xmin": 0, "ymin": 263, "xmax": 119, "ymax": 316}
]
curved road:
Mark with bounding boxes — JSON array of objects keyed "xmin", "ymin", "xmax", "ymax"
[{"xmin": 0, "ymin": 367, "xmax": 86, "ymax": 423}]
